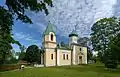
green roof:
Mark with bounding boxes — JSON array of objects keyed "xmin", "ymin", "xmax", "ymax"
[
  {"xmin": 43, "ymin": 22, "xmax": 55, "ymax": 36},
  {"xmin": 69, "ymin": 30, "xmax": 78, "ymax": 37}
]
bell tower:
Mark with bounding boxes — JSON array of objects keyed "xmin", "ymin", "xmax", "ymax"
[
  {"xmin": 42, "ymin": 22, "xmax": 56, "ymax": 48},
  {"xmin": 69, "ymin": 30, "xmax": 78, "ymax": 46}
]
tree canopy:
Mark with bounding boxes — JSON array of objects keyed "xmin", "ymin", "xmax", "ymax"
[
  {"xmin": 91, "ymin": 17, "xmax": 120, "ymax": 68},
  {"xmin": 5, "ymin": 0, "xmax": 52, "ymax": 23},
  {"xmin": 0, "ymin": 0, "xmax": 52, "ymax": 64},
  {"xmin": 91, "ymin": 17, "xmax": 120, "ymax": 53},
  {"xmin": 109, "ymin": 33, "xmax": 120, "ymax": 61},
  {"xmin": 25, "ymin": 45, "xmax": 40, "ymax": 63}
]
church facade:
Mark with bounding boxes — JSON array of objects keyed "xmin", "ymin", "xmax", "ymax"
[{"xmin": 41, "ymin": 22, "xmax": 87, "ymax": 67}]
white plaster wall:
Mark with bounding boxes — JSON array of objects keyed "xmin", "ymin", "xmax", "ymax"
[
  {"xmin": 57, "ymin": 49, "xmax": 71, "ymax": 66},
  {"xmin": 82, "ymin": 47, "xmax": 87, "ymax": 64},
  {"xmin": 72, "ymin": 45, "xmax": 76, "ymax": 65},
  {"xmin": 44, "ymin": 49, "xmax": 56, "ymax": 67}
]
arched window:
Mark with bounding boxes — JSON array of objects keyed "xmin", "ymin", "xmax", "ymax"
[
  {"xmin": 63, "ymin": 54, "xmax": 65, "ymax": 60},
  {"xmin": 51, "ymin": 54, "xmax": 53, "ymax": 60},
  {"xmin": 51, "ymin": 34, "xmax": 53, "ymax": 41},
  {"xmin": 66, "ymin": 54, "xmax": 68, "ymax": 60},
  {"xmin": 80, "ymin": 48, "xmax": 82, "ymax": 51}
]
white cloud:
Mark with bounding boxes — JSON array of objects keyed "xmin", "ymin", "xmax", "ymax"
[
  {"xmin": 45, "ymin": 0, "xmax": 116, "ymax": 37},
  {"xmin": 24, "ymin": 0, "xmax": 117, "ymax": 38},
  {"xmin": 15, "ymin": 32, "xmax": 32, "ymax": 41},
  {"xmin": 25, "ymin": 11, "xmax": 48, "ymax": 33},
  {"xmin": 14, "ymin": 32, "xmax": 40, "ymax": 46}
]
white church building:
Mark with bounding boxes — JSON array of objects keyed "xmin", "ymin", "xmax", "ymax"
[{"xmin": 41, "ymin": 22, "xmax": 87, "ymax": 67}]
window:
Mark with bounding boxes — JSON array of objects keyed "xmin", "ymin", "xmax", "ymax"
[
  {"xmin": 63, "ymin": 54, "xmax": 65, "ymax": 60},
  {"xmin": 51, "ymin": 34, "xmax": 53, "ymax": 41},
  {"xmin": 51, "ymin": 54, "xmax": 53, "ymax": 60},
  {"xmin": 80, "ymin": 48, "xmax": 82, "ymax": 51},
  {"xmin": 66, "ymin": 54, "xmax": 68, "ymax": 60}
]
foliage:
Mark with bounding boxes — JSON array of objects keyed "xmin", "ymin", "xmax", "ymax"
[
  {"xmin": 87, "ymin": 47, "xmax": 93, "ymax": 61},
  {"xmin": 18, "ymin": 51, "xmax": 26, "ymax": 61},
  {"xmin": 91, "ymin": 17, "xmax": 120, "ymax": 53},
  {"xmin": 109, "ymin": 33, "xmax": 120, "ymax": 61},
  {"xmin": 0, "ymin": 0, "xmax": 52, "ymax": 64},
  {"xmin": 91, "ymin": 17, "xmax": 120, "ymax": 68},
  {"xmin": 103, "ymin": 48, "xmax": 118, "ymax": 69},
  {"xmin": 17, "ymin": 45, "xmax": 26, "ymax": 60},
  {"xmin": 6, "ymin": 0, "xmax": 53, "ymax": 24},
  {"xmin": 0, "ymin": 64, "xmax": 21, "ymax": 72},
  {"xmin": 25, "ymin": 45, "xmax": 40, "ymax": 63},
  {"xmin": 104, "ymin": 34, "xmax": 120, "ymax": 68},
  {"xmin": 4, "ymin": 50, "xmax": 18, "ymax": 64},
  {"xmin": 0, "ymin": 7, "xmax": 21, "ymax": 64}
]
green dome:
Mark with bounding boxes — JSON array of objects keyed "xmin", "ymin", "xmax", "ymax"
[
  {"xmin": 43, "ymin": 22, "xmax": 55, "ymax": 36},
  {"xmin": 69, "ymin": 30, "xmax": 78, "ymax": 37}
]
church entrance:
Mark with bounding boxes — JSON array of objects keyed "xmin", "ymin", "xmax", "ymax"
[{"xmin": 78, "ymin": 56, "xmax": 82, "ymax": 64}]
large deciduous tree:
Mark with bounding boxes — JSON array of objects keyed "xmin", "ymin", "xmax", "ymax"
[
  {"xmin": 25, "ymin": 45, "xmax": 40, "ymax": 63},
  {"xmin": 5, "ymin": 0, "xmax": 53, "ymax": 23},
  {"xmin": 0, "ymin": 0, "xmax": 52, "ymax": 64},
  {"xmin": 109, "ymin": 33, "xmax": 120, "ymax": 62},
  {"xmin": 91, "ymin": 17, "xmax": 120, "ymax": 68},
  {"xmin": 0, "ymin": 7, "xmax": 20, "ymax": 64}
]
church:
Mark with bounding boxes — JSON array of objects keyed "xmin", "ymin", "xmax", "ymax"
[{"xmin": 41, "ymin": 22, "xmax": 87, "ymax": 67}]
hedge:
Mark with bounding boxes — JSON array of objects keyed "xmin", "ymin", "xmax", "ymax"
[{"xmin": 0, "ymin": 64, "xmax": 21, "ymax": 72}]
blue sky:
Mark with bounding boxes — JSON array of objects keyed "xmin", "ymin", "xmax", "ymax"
[{"xmin": 0, "ymin": 0, "xmax": 120, "ymax": 52}]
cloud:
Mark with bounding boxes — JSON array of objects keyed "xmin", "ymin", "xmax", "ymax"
[
  {"xmin": 45, "ymin": 0, "xmax": 116, "ymax": 37},
  {"xmin": 24, "ymin": 0, "xmax": 117, "ymax": 38},
  {"xmin": 14, "ymin": 32, "xmax": 40, "ymax": 45},
  {"xmin": 25, "ymin": 10, "xmax": 48, "ymax": 33},
  {"xmin": 113, "ymin": 0, "xmax": 120, "ymax": 17},
  {"xmin": 14, "ymin": 32, "xmax": 32, "ymax": 40}
]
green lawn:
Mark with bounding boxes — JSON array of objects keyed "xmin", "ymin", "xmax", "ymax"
[{"xmin": 0, "ymin": 64, "xmax": 120, "ymax": 77}]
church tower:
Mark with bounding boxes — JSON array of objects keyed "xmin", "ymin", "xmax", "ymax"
[
  {"xmin": 69, "ymin": 30, "xmax": 78, "ymax": 65},
  {"xmin": 42, "ymin": 22, "xmax": 56, "ymax": 48},
  {"xmin": 69, "ymin": 30, "xmax": 78, "ymax": 46},
  {"xmin": 42, "ymin": 22, "xmax": 57, "ymax": 67}
]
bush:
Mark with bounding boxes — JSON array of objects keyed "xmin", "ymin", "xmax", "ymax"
[
  {"xmin": 0, "ymin": 64, "xmax": 21, "ymax": 72},
  {"xmin": 105, "ymin": 59, "xmax": 117, "ymax": 69}
]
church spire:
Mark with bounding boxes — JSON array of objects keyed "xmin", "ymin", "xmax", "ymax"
[{"xmin": 43, "ymin": 21, "xmax": 55, "ymax": 36}]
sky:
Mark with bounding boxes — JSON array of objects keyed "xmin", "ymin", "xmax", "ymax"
[{"xmin": 0, "ymin": 0, "xmax": 120, "ymax": 52}]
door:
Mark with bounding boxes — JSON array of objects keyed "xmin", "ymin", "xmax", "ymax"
[{"xmin": 78, "ymin": 56, "xmax": 82, "ymax": 64}]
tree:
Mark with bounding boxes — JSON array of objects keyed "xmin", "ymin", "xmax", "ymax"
[
  {"xmin": 25, "ymin": 45, "xmax": 40, "ymax": 63},
  {"xmin": 87, "ymin": 47, "xmax": 93, "ymax": 62},
  {"xmin": 109, "ymin": 33, "xmax": 120, "ymax": 62},
  {"xmin": 0, "ymin": 0, "xmax": 52, "ymax": 64},
  {"xmin": 104, "ymin": 33, "xmax": 120, "ymax": 68},
  {"xmin": 0, "ymin": 7, "xmax": 21, "ymax": 64},
  {"xmin": 18, "ymin": 52, "xmax": 26, "ymax": 61},
  {"xmin": 4, "ymin": 49, "xmax": 18, "ymax": 64},
  {"xmin": 91, "ymin": 17, "xmax": 120, "ymax": 68},
  {"xmin": 18, "ymin": 45, "xmax": 26, "ymax": 60},
  {"xmin": 5, "ymin": 0, "xmax": 53, "ymax": 23}
]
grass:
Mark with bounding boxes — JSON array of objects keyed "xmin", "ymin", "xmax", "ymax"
[{"xmin": 0, "ymin": 63, "xmax": 120, "ymax": 77}]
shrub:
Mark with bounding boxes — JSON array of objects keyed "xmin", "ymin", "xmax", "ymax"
[{"xmin": 0, "ymin": 64, "xmax": 21, "ymax": 71}]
